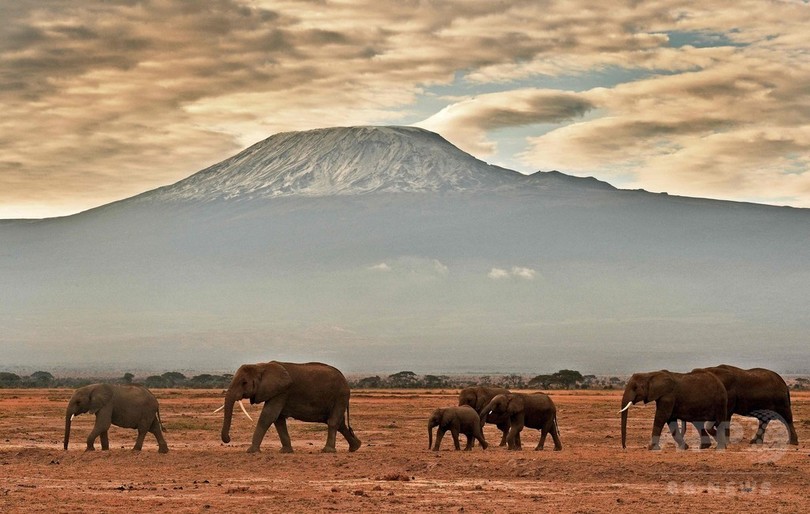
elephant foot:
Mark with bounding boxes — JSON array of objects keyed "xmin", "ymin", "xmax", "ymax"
[
  {"xmin": 553, "ymin": 445, "xmax": 563, "ymax": 451},
  {"xmin": 699, "ymin": 442, "xmax": 711, "ymax": 450},
  {"xmin": 480, "ymin": 442, "xmax": 488, "ymax": 450},
  {"xmin": 349, "ymin": 440, "xmax": 361, "ymax": 452},
  {"xmin": 321, "ymin": 446, "xmax": 337, "ymax": 454},
  {"xmin": 647, "ymin": 444, "xmax": 661, "ymax": 451},
  {"xmin": 131, "ymin": 448, "xmax": 142, "ymax": 452},
  {"xmin": 789, "ymin": 439, "xmax": 799, "ymax": 446},
  {"xmin": 749, "ymin": 438, "xmax": 764, "ymax": 445},
  {"xmin": 85, "ymin": 447, "xmax": 95, "ymax": 452},
  {"xmin": 279, "ymin": 446, "xmax": 293, "ymax": 454},
  {"xmin": 246, "ymin": 446, "xmax": 261, "ymax": 454},
  {"xmin": 158, "ymin": 447, "xmax": 169, "ymax": 454}
]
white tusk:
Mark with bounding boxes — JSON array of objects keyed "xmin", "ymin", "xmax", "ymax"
[
  {"xmin": 212, "ymin": 405, "xmax": 225, "ymax": 414},
  {"xmin": 70, "ymin": 414, "xmax": 75, "ymax": 421},
  {"xmin": 238, "ymin": 400, "xmax": 253, "ymax": 421},
  {"xmin": 619, "ymin": 401, "xmax": 632, "ymax": 413},
  {"xmin": 487, "ymin": 410, "xmax": 493, "ymax": 416}
]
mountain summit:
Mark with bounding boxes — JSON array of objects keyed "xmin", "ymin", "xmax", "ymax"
[{"xmin": 139, "ymin": 126, "xmax": 607, "ymax": 203}]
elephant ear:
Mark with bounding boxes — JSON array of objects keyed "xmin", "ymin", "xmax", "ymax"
[
  {"xmin": 254, "ymin": 361, "xmax": 293, "ymax": 403},
  {"xmin": 646, "ymin": 373, "xmax": 676, "ymax": 402},
  {"xmin": 507, "ymin": 395, "xmax": 524, "ymax": 416},
  {"xmin": 88, "ymin": 384, "xmax": 113, "ymax": 414}
]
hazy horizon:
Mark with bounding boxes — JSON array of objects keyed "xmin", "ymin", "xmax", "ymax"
[{"xmin": 2, "ymin": 128, "xmax": 808, "ymax": 377}]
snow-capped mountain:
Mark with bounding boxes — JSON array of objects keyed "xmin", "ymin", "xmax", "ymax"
[
  {"xmin": 133, "ymin": 126, "xmax": 610, "ymax": 204},
  {"xmin": 2, "ymin": 126, "xmax": 809, "ymax": 374}
]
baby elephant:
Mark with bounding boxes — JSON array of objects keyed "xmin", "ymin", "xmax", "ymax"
[
  {"xmin": 64, "ymin": 383, "xmax": 168, "ymax": 453},
  {"xmin": 428, "ymin": 405, "xmax": 488, "ymax": 451},
  {"xmin": 480, "ymin": 393, "xmax": 562, "ymax": 451}
]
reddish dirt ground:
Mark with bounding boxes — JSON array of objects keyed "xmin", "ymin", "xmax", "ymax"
[{"xmin": 1, "ymin": 388, "xmax": 808, "ymax": 513}]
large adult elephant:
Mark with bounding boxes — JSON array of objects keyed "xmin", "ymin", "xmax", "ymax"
[
  {"xmin": 479, "ymin": 393, "xmax": 562, "ymax": 451},
  {"xmin": 219, "ymin": 361, "xmax": 361, "ymax": 453},
  {"xmin": 620, "ymin": 370, "xmax": 727, "ymax": 450},
  {"xmin": 64, "ymin": 383, "xmax": 168, "ymax": 453},
  {"xmin": 458, "ymin": 386, "xmax": 510, "ymax": 446},
  {"xmin": 690, "ymin": 364, "xmax": 798, "ymax": 445}
]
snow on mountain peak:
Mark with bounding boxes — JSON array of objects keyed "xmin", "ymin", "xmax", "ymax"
[{"xmin": 144, "ymin": 126, "xmax": 527, "ymax": 202}]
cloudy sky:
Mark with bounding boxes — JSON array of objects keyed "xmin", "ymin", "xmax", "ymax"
[{"xmin": 2, "ymin": 0, "xmax": 809, "ymax": 219}]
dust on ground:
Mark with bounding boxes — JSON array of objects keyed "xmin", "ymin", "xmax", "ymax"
[{"xmin": 1, "ymin": 388, "xmax": 808, "ymax": 513}]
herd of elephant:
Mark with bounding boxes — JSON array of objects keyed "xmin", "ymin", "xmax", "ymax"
[{"xmin": 62, "ymin": 361, "xmax": 799, "ymax": 455}]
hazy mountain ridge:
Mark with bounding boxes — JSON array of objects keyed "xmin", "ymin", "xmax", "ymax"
[{"xmin": 1, "ymin": 126, "xmax": 809, "ymax": 373}]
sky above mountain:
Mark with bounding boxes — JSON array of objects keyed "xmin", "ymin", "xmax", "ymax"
[{"xmin": 2, "ymin": 0, "xmax": 809, "ymax": 218}]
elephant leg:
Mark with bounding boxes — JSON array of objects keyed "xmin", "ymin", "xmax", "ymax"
[
  {"xmin": 691, "ymin": 422, "xmax": 711, "ymax": 449},
  {"xmin": 337, "ymin": 420, "xmax": 361, "ymax": 452},
  {"xmin": 322, "ymin": 404, "xmax": 347, "ymax": 453},
  {"xmin": 667, "ymin": 421, "xmax": 687, "ymax": 450},
  {"xmin": 649, "ymin": 404, "xmax": 672, "ymax": 450},
  {"xmin": 133, "ymin": 427, "xmax": 147, "ymax": 451},
  {"xmin": 550, "ymin": 423, "xmax": 563, "ymax": 451},
  {"xmin": 323, "ymin": 423, "xmax": 338, "ymax": 453},
  {"xmin": 464, "ymin": 433, "xmax": 474, "ymax": 451},
  {"xmin": 432, "ymin": 428, "xmax": 445, "ymax": 451},
  {"xmin": 496, "ymin": 421, "xmax": 509, "ymax": 446},
  {"xmin": 668, "ymin": 421, "xmax": 680, "ymax": 444},
  {"xmin": 536, "ymin": 428, "xmax": 548, "ymax": 451},
  {"xmin": 783, "ymin": 413, "xmax": 799, "ymax": 446},
  {"xmin": 506, "ymin": 423, "xmax": 523, "ymax": 451},
  {"xmin": 87, "ymin": 412, "xmax": 112, "ymax": 451},
  {"xmin": 714, "ymin": 420, "xmax": 728, "ymax": 450},
  {"xmin": 450, "ymin": 427, "xmax": 461, "ymax": 450},
  {"xmin": 274, "ymin": 417, "xmax": 294, "ymax": 453},
  {"xmin": 100, "ymin": 431, "xmax": 110, "ymax": 451},
  {"xmin": 150, "ymin": 418, "xmax": 169, "ymax": 454},
  {"xmin": 750, "ymin": 418, "xmax": 769, "ymax": 445},
  {"xmin": 249, "ymin": 400, "xmax": 283, "ymax": 453},
  {"xmin": 474, "ymin": 425, "xmax": 488, "ymax": 450}
]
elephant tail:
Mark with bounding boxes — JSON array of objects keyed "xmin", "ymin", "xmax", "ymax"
[
  {"xmin": 346, "ymin": 402, "xmax": 352, "ymax": 430},
  {"xmin": 157, "ymin": 407, "xmax": 167, "ymax": 432},
  {"xmin": 553, "ymin": 413, "xmax": 560, "ymax": 437}
]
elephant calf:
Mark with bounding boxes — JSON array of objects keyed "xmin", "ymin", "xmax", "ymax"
[
  {"xmin": 428, "ymin": 405, "xmax": 488, "ymax": 451},
  {"xmin": 480, "ymin": 393, "xmax": 562, "ymax": 451},
  {"xmin": 64, "ymin": 383, "xmax": 168, "ymax": 453}
]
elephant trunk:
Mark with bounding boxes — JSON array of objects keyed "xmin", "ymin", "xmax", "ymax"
[
  {"xmin": 221, "ymin": 391, "xmax": 238, "ymax": 444},
  {"xmin": 479, "ymin": 399, "xmax": 496, "ymax": 421},
  {"xmin": 428, "ymin": 420, "xmax": 435, "ymax": 450},
  {"xmin": 620, "ymin": 389, "xmax": 632, "ymax": 449},
  {"xmin": 63, "ymin": 408, "xmax": 74, "ymax": 450}
]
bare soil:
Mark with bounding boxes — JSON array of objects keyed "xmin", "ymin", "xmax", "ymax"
[{"xmin": 1, "ymin": 388, "xmax": 808, "ymax": 513}]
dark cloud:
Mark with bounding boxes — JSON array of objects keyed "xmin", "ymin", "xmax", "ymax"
[{"xmin": 2, "ymin": 0, "xmax": 810, "ymax": 216}]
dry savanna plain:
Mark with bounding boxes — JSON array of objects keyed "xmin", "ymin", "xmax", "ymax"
[{"xmin": 1, "ymin": 388, "xmax": 808, "ymax": 513}]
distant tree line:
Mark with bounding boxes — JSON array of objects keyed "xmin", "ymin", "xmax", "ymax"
[
  {"xmin": 348, "ymin": 370, "xmax": 629, "ymax": 390},
  {"xmin": 6, "ymin": 370, "xmax": 805, "ymax": 390},
  {"xmin": 0, "ymin": 371, "xmax": 233, "ymax": 389}
]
